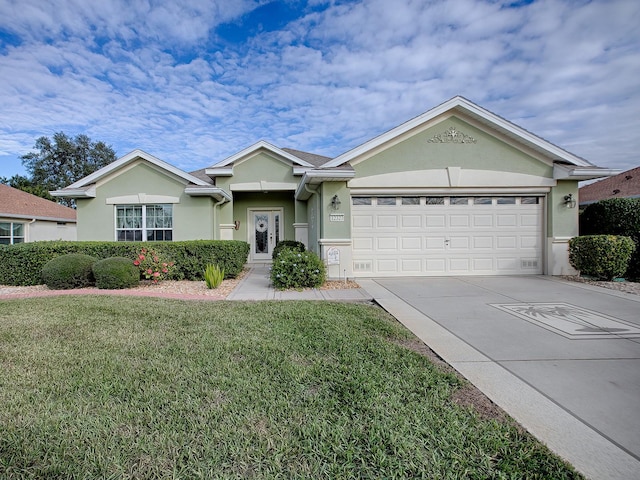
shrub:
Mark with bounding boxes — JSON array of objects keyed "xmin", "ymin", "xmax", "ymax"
[
  {"xmin": 92, "ymin": 257, "xmax": 140, "ymax": 289},
  {"xmin": 580, "ymin": 198, "xmax": 640, "ymax": 280},
  {"xmin": 204, "ymin": 264, "xmax": 225, "ymax": 289},
  {"xmin": 271, "ymin": 249, "xmax": 326, "ymax": 290},
  {"xmin": 41, "ymin": 254, "xmax": 98, "ymax": 290},
  {"xmin": 0, "ymin": 240, "xmax": 249, "ymax": 286},
  {"xmin": 272, "ymin": 240, "xmax": 306, "ymax": 260},
  {"xmin": 133, "ymin": 247, "xmax": 176, "ymax": 284},
  {"xmin": 569, "ymin": 235, "xmax": 636, "ymax": 280}
]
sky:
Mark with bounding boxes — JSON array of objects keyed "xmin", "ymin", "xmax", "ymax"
[{"xmin": 0, "ymin": 0, "xmax": 638, "ymax": 181}]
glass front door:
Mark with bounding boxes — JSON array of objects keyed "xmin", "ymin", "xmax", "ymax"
[{"xmin": 250, "ymin": 209, "xmax": 282, "ymax": 261}]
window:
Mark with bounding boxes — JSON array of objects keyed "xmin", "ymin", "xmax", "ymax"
[
  {"xmin": 496, "ymin": 197, "xmax": 516, "ymax": 205},
  {"xmin": 450, "ymin": 197, "xmax": 469, "ymax": 205},
  {"xmin": 352, "ymin": 197, "xmax": 372, "ymax": 206},
  {"xmin": 0, "ymin": 222, "xmax": 24, "ymax": 244},
  {"xmin": 116, "ymin": 204, "xmax": 173, "ymax": 241},
  {"xmin": 425, "ymin": 197, "xmax": 445, "ymax": 205},
  {"xmin": 377, "ymin": 197, "xmax": 396, "ymax": 206},
  {"xmin": 520, "ymin": 197, "xmax": 540, "ymax": 205},
  {"xmin": 474, "ymin": 197, "xmax": 492, "ymax": 205},
  {"xmin": 401, "ymin": 197, "xmax": 420, "ymax": 205}
]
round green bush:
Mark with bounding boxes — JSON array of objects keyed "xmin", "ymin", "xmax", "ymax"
[
  {"xmin": 41, "ymin": 253, "xmax": 98, "ymax": 290},
  {"xmin": 272, "ymin": 240, "xmax": 306, "ymax": 260},
  {"xmin": 270, "ymin": 249, "xmax": 326, "ymax": 289},
  {"xmin": 569, "ymin": 235, "xmax": 636, "ymax": 280},
  {"xmin": 92, "ymin": 257, "xmax": 140, "ymax": 289}
]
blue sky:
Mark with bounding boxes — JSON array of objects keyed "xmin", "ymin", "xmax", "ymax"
[{"xmin": 0, "ymin": 0, "xmax": 638, "ymax": 180}]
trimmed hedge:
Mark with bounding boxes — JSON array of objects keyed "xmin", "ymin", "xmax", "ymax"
[
  {"xmin": 271, "ymin": 248, "xmax": 326, "ymax": 290},
  {"xmin": 0, "ymin": 240, "xmax": 249, "ymax": 286},
  {"xmin": 93, "ymin": 257, "xmax": 140, "ymax": 289},
  {"xmin": 580, "ymin": 198, "xmax": 640, "ymax": 280},
  {"xmin": 272, "ymin": 240, "xmax": 306, "ymax": 259},
  {"xmin": 41, "ymin": 254, "xmax": 98, "ymax": 290},
  {"xmin": 569, "ymin": 235, "xmax": 636, "ymax": 281}
]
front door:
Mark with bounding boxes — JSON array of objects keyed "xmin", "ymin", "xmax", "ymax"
[{"xmin": 249, "ymin": 209, "xmax": 282, "ymax": 262}]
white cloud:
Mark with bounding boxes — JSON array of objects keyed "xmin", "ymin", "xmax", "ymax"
[{"xmin": 0, "ymin": 0, "xmax": 638, "ymax": 179}]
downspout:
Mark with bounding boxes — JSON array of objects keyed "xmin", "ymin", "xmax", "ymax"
[{"xmin": 27, "ymin": 218, "xmax": 36, "ymax": 242}]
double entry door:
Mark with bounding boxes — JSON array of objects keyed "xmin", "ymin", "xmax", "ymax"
[{"xmin": 249, "ymin": 209, "xmax": 282, "ymax": 262}]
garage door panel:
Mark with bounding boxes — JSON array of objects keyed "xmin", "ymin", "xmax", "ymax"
[
  {"xmin": 352, "ymin": 196, "xmax": 543, "ymax": 276},
  {"xmin": 353, "ymin": 215, "xmax": 373, "ymax": 228},
  {"xmin": 426, "ymin": 215, "xmax": 446, "ymax": 227},
  {"xmin": 402, "ymin": 215, "xmax": 422, "ymax": 228},
  {"xmin": 377, "ymin": 237, "xmax": 397, "ymax": 250},
  {"xmin": 450, "ymin": 215, "xmax": 470, "ymax": 227}
]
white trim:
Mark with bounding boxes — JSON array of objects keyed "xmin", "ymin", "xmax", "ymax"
[
  {"xmin": 106, "ymin": 194, "xmax": 180, "ymax": 204},
  {"xmin": 294, "ymin": 170, "xmax": 355, "ymax": 200},
  {"xmin": 184, "ymin": 186, "xmax": 232, "ymax": 202},
  {"xmin": 553, "ymin": 164, "xmax": 619, "ymax": 181},
  {"xmin": 319, "ymin": 238, "xmax": 352, "ymax": 246},
  {"xmin": 349, "ymin": 187, "xmax": 551, "ymax": 196},
  {"xmin": 0, "ymin": 213, "xmax": 76, "ymax": 223},
  {"xmin": 50, "ymin": 186, "xmax": 96, "ymax": 198},
  {"xmin": 230, "ymin": 181, "xmax": 298, "ymax": 192},
  {"xmin": 207, "ymin": 140, "xmax": 314, "ymax": 170},
  {"xmin": 323, "ymin": 96, "xmax": 595, "ymax": 169},
  {"xmin": 63, "ymin": 149, "xmax": 210, "ymax": 189}
]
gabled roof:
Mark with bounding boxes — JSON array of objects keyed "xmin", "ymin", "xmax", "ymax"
[
  {"xmin": 321, "ymin": 96, "xmax": 616, "ymax": 180},
  {"xmin": 57, "ymin": 149, "xmax": 211, "ymax": 192},
  {"xmin": 0, "ymin": 183, "xmax": 76, "ymax": 222},
  {"xmin": 579, "ymin": 166, "xmax": 640, "ymax": 205},
  {"xmin": 205, "ymin": 141, "xmax": 314, "ymax": 176}
]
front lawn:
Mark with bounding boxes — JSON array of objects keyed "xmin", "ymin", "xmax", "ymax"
[{"xmin": 0, "ymin": 297, "xmax": 582, "ymax": 479}]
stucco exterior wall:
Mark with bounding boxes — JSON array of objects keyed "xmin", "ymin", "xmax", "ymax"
[
  {"xmin": 76, "ymin": 161, "xmax": 214, "ymax": 241},
  {"xmin": 29, "ymin": 220, "xmax": 77, "ymax": 241}
]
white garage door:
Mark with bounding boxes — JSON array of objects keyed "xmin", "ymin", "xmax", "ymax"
[{"xmin": 351, "ymin": 195, "xmax": 544, "ymax": 276}]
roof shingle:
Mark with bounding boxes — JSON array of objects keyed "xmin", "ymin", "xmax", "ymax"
[
  {"xmin": 579, "ymin": 166, "xmax": 640, "ymax": 205},
  {"xmin": 0, "ymin": 184, "xmax": 77, "ymax": 221}
]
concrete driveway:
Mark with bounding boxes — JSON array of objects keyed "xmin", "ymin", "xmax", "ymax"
[{"xmin": 358, "ymin": 276, "xmax": 640, "ymax": 480}]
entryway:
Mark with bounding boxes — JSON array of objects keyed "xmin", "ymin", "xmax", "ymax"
[{"xmin": 249, "ymin": 209, "xmax": 282, "ymax": 262}]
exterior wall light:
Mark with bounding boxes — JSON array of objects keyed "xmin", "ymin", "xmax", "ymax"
[
  {"xmin": 564, "ymin": 193, "xmax": 576, "ymax": 209},
  {"xmin": 330, "ymin": 194, "xmax": 341, "ymax": 210}
]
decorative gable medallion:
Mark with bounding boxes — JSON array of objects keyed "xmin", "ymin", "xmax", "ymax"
[{"xmin": 428, "ymin": 126, "xmax": 477, "ymax": 144}]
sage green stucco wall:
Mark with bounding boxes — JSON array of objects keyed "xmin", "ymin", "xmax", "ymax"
[
  {"xmin": 354, "ymin": 116, "xmax": 553, "ymax": 179},
  {"xmin": 76, "ymin": 162, "xmax": 214, "ymax": 241},
  {"xmin": 548, "ymin": 180, "xmax": 579, "ymax": 238},
  {"xmin": 215, "ymin": 152, "xmax": 298, "ymax": 191},
  {"xmin": 321, "ymin": 182, "xmax": 351, "ymax": 239}
]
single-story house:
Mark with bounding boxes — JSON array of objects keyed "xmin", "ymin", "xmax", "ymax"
[
  {"xmin": 579, "ymin": 166, "xmax": 639, "ymax": 207},
  {"xmin": 0, "ymin": 183, "xmax": 77, "ymax": 244},
  {"xmin": 52, "ymin": 96, "xmax": 616, "ymax": 277}
]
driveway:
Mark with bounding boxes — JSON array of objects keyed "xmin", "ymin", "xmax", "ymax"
[{"xmin": 358, "ymin": 276, "xmax": 640, "ymax": 480}]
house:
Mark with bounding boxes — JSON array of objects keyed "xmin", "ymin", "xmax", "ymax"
[
  {"xmin": 579, "ymin": 166, "xmax": 640, "ymax": 207},
  {"xmin": 0, "ymin": 183, "xmax": 77, "ymax": 244},
  {"xmin": 51, "ymin": 96, "xmax": 616, "ymax": 277}
]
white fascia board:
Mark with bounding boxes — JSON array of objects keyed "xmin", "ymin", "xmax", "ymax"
[
  {"xmin": 323, "ymin": 96, "xmax": 594, "ymax": 169},
  {"xmin": 554, "ymin": 164, "xmax": 620, "ymax": 181},
  {"xmin": 294, "ymin": 170, "xmax": 355, "ymax": 200},
  {"xmin": 204, "ymin": 167, "xmax": 234, "ymax": 176},
  {"xmin": 184, "ymin": 186, "xmax": 232, "ymax": 202},
  {"xmin": 50, "ymin": 186, "xmax": 96, "ymax": 198},
  {"xmin": 209, "ymin": 140, "xmax": 314, "ymax": 169},
  {"xmin": 1, "ymin": 213, "xmax": 77, "ymax": 223},
  {"xmin": 65, "ymin": 149, "xmax": 210, "ymax": 189}
]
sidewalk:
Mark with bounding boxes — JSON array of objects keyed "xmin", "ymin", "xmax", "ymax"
[{"xmin": 226, "ymin": 265, "xmax": 372, "ymax": 301}]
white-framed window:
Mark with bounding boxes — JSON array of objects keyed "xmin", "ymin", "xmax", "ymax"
[
  {"xmin": 115, "ymin": 204, "xmax": 173, "ymax": 241},
  {"xmin": 0, "ymin": 222, "xmax": 25, "ymax": 244}
]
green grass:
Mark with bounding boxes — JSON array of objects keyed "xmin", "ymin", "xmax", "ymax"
[{"xmin": 0, "ymin": 297, "xmax": 583, "ymax": 479}]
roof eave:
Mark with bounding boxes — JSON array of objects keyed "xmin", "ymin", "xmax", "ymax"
[
  {"xmin": 554, "ymin": 165, "xmax": 620, "ymax": 181},
  {"xmin": 184, "ymin": 186, "xmax": 232, "ymax": 203},
  {"xmin": 295, "ymin": 170, "xmax": 356, "ymax": 200},
  {"xmin": 50, "ymin": 186, "xmax": 96, "ymax": 198}
]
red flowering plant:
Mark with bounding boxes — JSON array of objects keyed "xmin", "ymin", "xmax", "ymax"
[{"xmin": 132, "ymin": 247, "xmax": 176, "ymax": 284}]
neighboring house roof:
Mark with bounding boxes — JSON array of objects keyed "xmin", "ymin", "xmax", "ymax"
[
  {"xmin": 579, "ymin": 166, "xmax": 640, "ymax": 206},
  {"xmin": 322, "ymin": 96, "xmax": 618, "ymax": 181},
  {"xmin": 0, "ymin": 183, "xmax": 76, "ymax": 222}
]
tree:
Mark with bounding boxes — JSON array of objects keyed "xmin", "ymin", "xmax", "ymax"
[
  {"xmin": 0, "ymin": 174, "xmax": 55, "ymax": 201},
  {"xmin": 20, "ymin": 132, "xmax": 117, "ymax": 207}
]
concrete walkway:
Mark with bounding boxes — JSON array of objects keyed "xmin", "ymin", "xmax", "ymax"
[
  {"xmin": 358, "ymin": 276, "xmax": 640, "ymax": 480},
  {"xmin": 226, "ymin": 264, "xmax": 372, "ymax": 302}
]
